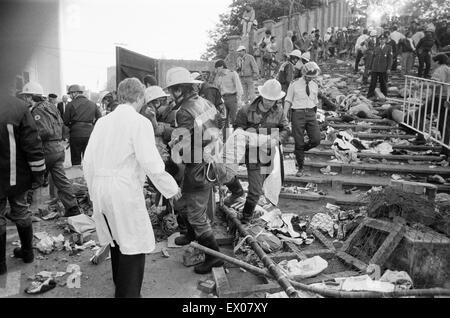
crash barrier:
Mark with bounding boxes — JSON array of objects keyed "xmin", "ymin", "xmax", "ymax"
[{"xmin": 402, "ymin": 75, "xmax": 450, "ymax": 150}]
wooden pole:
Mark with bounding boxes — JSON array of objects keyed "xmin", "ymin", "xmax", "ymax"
[{"xmin": 219, "ymin": 205, "xmax": 299, "ymax": 298}]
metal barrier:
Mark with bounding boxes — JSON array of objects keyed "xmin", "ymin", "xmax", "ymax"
[{"xmin": 402, "ymin": 75, "xmax": 450, "ymax": 150}]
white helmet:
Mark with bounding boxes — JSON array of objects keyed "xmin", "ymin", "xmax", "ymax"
[
  {"xmin": 302, "ymin": 62, "xmax": 321, "ymax": 78},
  {"xmin": 165, "ymin": 67, "xmax": 202, "ymax": 89},
  {"xmin": 289, "ymin": 49, "xmax": 303, "ymax": 59},
  {"xmin": 19, "ymin": 81, "xmax": 44, "ymax": 96},
  {"xmin": 236, "ymin": 45, "xmax": 247, "ymax": 52},
  {"xmin": 327, "ymin": 27, "xmax": 332, "ymax": 33},
  {"xmin": 301, "ymin": 51, "xmax": 311, "ymax": 62},
  {"xmin": 258, "ymin": 79, "xmax": 286, "ymax": 101},
  {"xmin": 144, "ymin": 86, "xmax": 170, "ymax": 104}
]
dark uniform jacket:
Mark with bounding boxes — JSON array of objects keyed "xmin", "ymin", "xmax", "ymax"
[
  {"xmin": 0, "ymin": 96, "xmax": 45, "ymax": 197},
  {"xmin": 370, "ymin": 44, "xmax": 393, "ymax": 73},
  {"xmin": 31, "ymin": 100, "xmax": 65, "ymax": 154},
  {"xmin": 234, "ymin": 96, "xmax": 290, "ymax": 167},
  {"xmin": 416, "ymin": 36, "xmax": 437, "ymax": 54},
  {"xmin": 63, "ymin": 95, "xmax": 102, "ymax": 138}
]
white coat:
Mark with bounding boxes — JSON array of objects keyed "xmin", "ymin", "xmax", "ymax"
[{"xmin": 83, "ymin": 104, "xmax": 178, "ymax": 255}]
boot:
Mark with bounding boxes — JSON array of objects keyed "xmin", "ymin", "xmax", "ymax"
[
  {"xmin": 64, "ymin": 206, "xmax": 81, "ymax": 217},
  {"xmin": 194, "ymin": 231, "xmax": 224, "ymax": 274},
  {"xmin": 411, "ymin": 134, "xmax": 426, "ymax": 145},
  {"xmin": 241, "ymin": 201, "xmax": 256, "ymax": 224},
  {"xmin": 0, "ymin": 230, "xmax": 6, "ymax": 275},
  {"xmin": 13, "ymin": 225, "xmax": 34, "ymax": 263},
  {"xmin": 224, "ymin": 189, "xmax": 245, "ymax": 207},
  {"xmin": 175, "ymin": 219, "xmax": 195, "ymax": 246}
]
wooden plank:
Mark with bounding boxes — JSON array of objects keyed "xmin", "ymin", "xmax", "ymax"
[
  {"xmin": 365, "ymin": 218, "xmax": 403, "ymax": 233},
  {"xmin": 336, "ymin": 251, "xmax": 368, "ymax": 272},
  {"xmin": 221, "ymin": 283, "xmax": 282, "ymax": 298},
  {"xmin": 269, "ymin": 252, "xmax": 301, "ymax": 263},
  {"xmin": 212, "ymin": 267, "xmax": 231, "ymax": 297},
  {"xmin": 302, "ymin": 249, "xmax": 336, "ymax": 258},
  {"xmin": 370, "ymin": 224, "xmax": 406, "ymax": 266},
  {"xmin": 310, "ymin": 228, "xmax": 336, "ymax": 252}
]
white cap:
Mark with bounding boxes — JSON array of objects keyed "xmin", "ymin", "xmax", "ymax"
[
  {"xmin": 301, "ymin": 52, "xmax": 311, "ymax": 62},
  {"xmin": 144, "ymin": 86, "xmax": 170, "ymax": 104},
  {"xmin": 258, "ymin": 79, "xmax": 286, "ymax": 100},
  {"xmin": 165, "ymin": 67, "xmax": 202, "ymax": 88},
  {"xmin": 237, "ymin": 45, "xmax": 247, "ymax": 52},
  {"xmin": 19, "ymin": 82, "xmax": 44, "ymax": 96},
  {"xmin": 302, "ymin": 61, "xmax": 321, "ymax": 78}
]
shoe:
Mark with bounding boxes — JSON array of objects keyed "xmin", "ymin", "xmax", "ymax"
[
  {"xmin": 240, "ymin": 201, "xmax": 256, "ymax": 224},
  {"xmin": 13, "ymin": 225, "xmax": 34, "ymax": 263},
  {"xmin": 0, "ymin": 231, "xmax": 6, "ymax": 275},
  {"xmin": 224, "ymin": 190, "xmax": 245, "ymax": 207},
  {"xmin": 410, "ymin": 135, "xmax": 426, "ymax": 145},
  {"xmin": 64, "ymin": 206, "xmax": 81, "ymax": 217},
  {"xmin": 194, "ymin": 232, "xmax": 224, "ymax": 274},
  {"xmin": 296, "ymin": 169, "xmax": 305, "ymax": 177},
  {"xmin": 175, "ymin": 219, "xmax": 196, "ymax": 246}
]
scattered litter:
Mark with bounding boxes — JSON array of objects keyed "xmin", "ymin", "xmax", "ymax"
[
  {"xmin": 167, "ymin": 232, "xmax": 183, "ymax": 248},
  {"xmin": 42, "ymin": 212, "xmax": 59, "ymax": 221},
  {"xmin": 161, "ymin": 248, "xmax": 170, "ymax": 258},
  {"xmin": 391, "ymin": 174, "xmax": 403, "ymax": 181},
  {"xmin": 340, "ymin": 275, "xmax": 395, "ymax": 292},
  {"xmin": 67, "ymin": 214, "xmax": 96, "ymax": 235},
  {"xmin": 320, "ymin": 166, "xmax": 338, "ymax": 176},
  {"xmin": 309, "ymin": 213, "xmax": 335, "ymax": 237},
  {"xmin": 25, "ymin": 278, "xmax": 57, "ymax": 295},
  {"xmin": 380, "ymin": 270, "xmax": 413, "ymax": 290},
  {"xmin": 427, "ymin": 175, "xmax": 446, "ymax": 184},
  {"xmin": 90, "ymin": 244, "xmax": 111, "ymax": 265},
  {"xmin": 278, "ymin": 256, "xmax": 328, "ymax": 280}
]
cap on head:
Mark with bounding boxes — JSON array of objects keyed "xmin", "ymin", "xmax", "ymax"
[
  {"xmin": 237, "ymin": 45, "xmax": 247, "ymax": 52},
  {"xmin": 67, "ymin": 84, "xmax": 84, "ymax": 94}
]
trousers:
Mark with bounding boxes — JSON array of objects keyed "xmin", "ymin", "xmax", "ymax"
[
  {"xmin": 367, "ymin": 72, "xmax": 388, "ymax": 98},
  {"xmin": 0, "ymin": 191, "xmax": 32, "ymax": 233},
  {"xmin": 70, "ymin": 136, "xmax": 89, "ymax": 166},
  {"xmin": 223, "ymin": 94, "xmax": 238, "ymax": 127},
  {"xmin": 291, "ymin": 109, "xmax": 321, "ymax": 169},
  {"xmin": 240, "ymin": 76, "xmax": 255, "ymax": 106}
]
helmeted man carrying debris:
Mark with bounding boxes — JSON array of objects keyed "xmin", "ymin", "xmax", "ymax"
[
  {"xmin": 64, "ymin": 84, "xmax": 102, "ymax": 166},
  {"xmin": 1, "ymin": 93, "xmax": 46, "ymax": 275},
  {"xmin": 166, "ymin": 67, "xmax": 227, "ymax": 274},
  {"xmin": 20, "ymin": 82, "xmax": 81, "ymax": 218},
  {"xmin": 224, "ymin": 79, "xmax": 290, "ymax": 223},
  {"xmin": 83, "ymin": 78, "xmax": 181, "ymax": 298},
  {"xmin": 284, "ymin": 62, "xmax": 322, "ymax": 177}
]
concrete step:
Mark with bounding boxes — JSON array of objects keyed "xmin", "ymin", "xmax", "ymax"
[
  {"xmin": 326, "ymin": 117, "xmax": 397, "ymax": 126},
  {"xmin": 284, "ymin": 148, "xmax": 446, "ymax": 163}
]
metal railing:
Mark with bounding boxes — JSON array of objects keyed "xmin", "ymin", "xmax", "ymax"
[{"xmin": 402, "ymin": 75, "xmax": 450, "ymax": 150}]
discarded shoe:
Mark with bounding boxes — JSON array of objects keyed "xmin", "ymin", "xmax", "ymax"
[
  {"xmin": 25, "ymin": 278, "xmax": 57, "ymax": 295},
  {"xmin": 427, "ymin": 175, "xmax": 446, "ymax": 184}
]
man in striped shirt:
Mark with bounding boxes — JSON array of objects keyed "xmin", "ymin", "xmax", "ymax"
[{"xmin": 1, "ymin": 92, "xmax": 46, "ymax": 276}]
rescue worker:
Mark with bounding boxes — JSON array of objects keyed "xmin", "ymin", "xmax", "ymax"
[
  {"xmin": 20, "ymin": 82, "xmax": 81, "ymax": 217},
  {"xmin": 284, "ymin": 62, "xmax": 322, "ymax": 177},
  {"xmin": 277, "ymin": 49, "xmax": 302, "ymax": 94},
  {"xmin": 362, "ymin": 30, "xmax": 377, "ymax": 85},
  {"xmin": 64, "ymin": 84, "xmax": 102, "ymax": 166},
  {"xmin": 367, "ymin": 34, "xmax": 393, "ymax": 99},
  {"xmin": 223, "ymin": 79, "xmax": 290, "ymax": 221},
  {"xmin": 1, "ymin": 92, "xmax": 46, "ymax": 275},
  {"xmin": 191, "ymin": 72, "xmax": 225, "ymax": 113},
  {"xmin": 83, "ymin": 78, "xmax": 181, "ymax": 298},
  {"xmin": 165, "ymin": 67, "xmax": 224, "ymax": 274}
]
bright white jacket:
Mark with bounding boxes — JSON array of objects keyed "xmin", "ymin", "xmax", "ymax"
[{"xmin": 83, "ymin": 104, "xmax": 178, "ymax": 255}]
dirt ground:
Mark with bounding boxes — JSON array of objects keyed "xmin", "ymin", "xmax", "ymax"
[{"xmin": 0, "ymin": 167, "xmax": 325, "ymax": 298}]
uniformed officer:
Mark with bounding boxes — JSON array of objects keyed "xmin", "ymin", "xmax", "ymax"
[
  {"xmin": 166, "ymin": 67, "xmax": 224, "ymax": 274},
  {"xmin": 1, "ymin": 90, "xmax": 46, "ymax": 275},
  {"xmin": 64, "ymin": 84, "xmax": 102, "ymax": 166},
  {"xmin": 20, "ymin": 82, "xmax": 81, "ymax": 217},
  {"xmin": 224, "ymin": 79, "xmax": 290, "ymax": 223}
]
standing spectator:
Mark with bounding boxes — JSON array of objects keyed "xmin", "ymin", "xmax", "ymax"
[
  {"xmin": 311, "ymin": 31, "xmax": 323, "ymax": 62},
  {"xmin": 57, "ymin": 95, "xmax": 69, "ymax": 118},
  {"xmin": 214, "ymin": 60, "xmax": 243, "ymax": 127},
  {"xmin": 259, "ymin": 30, "xmax": 273, "ymax": 79},
  {"xmin": 362, "ymin": 30, "xmax": 377, "ymax": 85},
  {"xmin": 390, "ymin": 25, "xmax": 405, "ymax": 71},
  {"xmin": 1, "ymin": 93, "xmax": 46, "ymax": 275},
  {"xmin": 284, "ymin": 62, "xmax": 322, "ymax": 177},
  {"xmin": 416, "ymin": 28, "xmax": 438, "ymax": 78},
  {"xmin": 63, "ymin": 84, "xmax": 102, "ymax": 166},
  {"xmin": 283, "ymin": 31, "xmax": 294, "ymax": 57},
  {"xmin": 384, "ymin": 31, "xmax": 398, "ymax": 71},
  {"xmin": 241, "ymin": 5, "xmax": 255, "ymax": 37},
  {"xmin": 398, "ymin": 31, "xmax": 416, "ymax": 76},
  {"xmin": 323, "ymin": 28, "xmax": 333, "ymax": 60},
  {"xmin": 253, "ymin": 41, "xmax": 263, "ymax": 76},
  {"xmin": 354, "ymin": 29, "xmax": 369, "ymax": 73},
  {"xmin": 298, "ymin": 32, "xmax": 312, "ymax": 52},
  {"xmin": 236, "ymin": 45, "xmax": 259, "ymax": 105},
  {"xmin": 83, "ymin": 78, "xmax": 181, "ymax": 298},
  {"xmin": 336, "ymin": 28, "xmax": 347, "ymax": 58},
  {"xmin": 412, "ymin": 25, "xmax": 425, "ymax": 47},
  {"xmin": 23, "ymin": 83, "xmax": 81, "ymax": 217},
  {"xmin": 438, "ymin": 24, "xmax": 450, "ymax": 49},
  {"xmin": 191, "ymin": 72, "xmax": 224, "ymax": 113},
  {"xmin": 367, "ymin": 34, "xmax": 393, "ymax": 99}
]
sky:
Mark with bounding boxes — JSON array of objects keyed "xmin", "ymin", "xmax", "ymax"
[{"xmin": 60, "ymin": 0, "xmax": 233, "ymax": 91}]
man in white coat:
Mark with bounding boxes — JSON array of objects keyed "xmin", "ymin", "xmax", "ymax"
[{"xmin": 83, "ymin": 78, "xmax": 181, "ymax": 298}]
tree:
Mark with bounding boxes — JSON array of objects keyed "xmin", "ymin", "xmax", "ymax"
[{"xmin": 201, "ymin": 0, "xmax": 320, "ymax": 60}]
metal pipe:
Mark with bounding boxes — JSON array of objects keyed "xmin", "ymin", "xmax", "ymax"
[
  {"xmin": 219, "ymin": 205, "xmax": 299, "ymax": 298},
  {"xmin": 191, "ymin": 241, "xmax": 450, "ymax": 298}
]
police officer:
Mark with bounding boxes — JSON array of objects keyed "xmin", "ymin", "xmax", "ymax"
[
  {"xmin": 224, "ymin": 79, "xmax": 290, "ymax": 222},
  {"xmin": 1, "ymin": 89, "xmax": 46, "ymax": 275},
  {"xmin": 64, "ymin": 84, "xmax": 102, "ymax": 166},
  {"xmin": 20, "ymin": 82, "xmax": 81, "ymax": 218},
  {"xmin": 166, "ymin": 67, "xmax": 224, "ymax": 274}
]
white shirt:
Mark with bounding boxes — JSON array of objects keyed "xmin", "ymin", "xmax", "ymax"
[
  {"xmin": 412, "ymin": 31, "xmax": 425, "ymax": 47},
  {"xmin": 355, "ymin": 34, "xmax": 369, "ymax": 50},
  {"xmin": 83, "ymin": 104, "xmax": 178, "ymax": 255},
  {"xmin": 285, "ymin": 78, "xmax": 319, "ymax": 109},
  {"xmin": 390, "ymin": 31, "xmax": 405, "ymax": 44}
]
